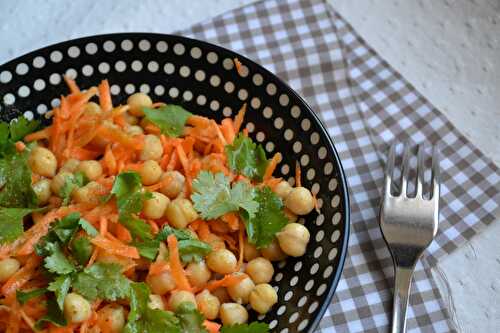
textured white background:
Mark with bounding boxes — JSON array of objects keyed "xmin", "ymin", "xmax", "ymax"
[{"xmin": 0, "ymin": 0, "xmax": 498, "ymax": 331}]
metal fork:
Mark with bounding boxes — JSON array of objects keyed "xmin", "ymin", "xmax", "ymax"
[{"xmin": 379, "ymin": 143, "xmax": 440, "ymax": 333}]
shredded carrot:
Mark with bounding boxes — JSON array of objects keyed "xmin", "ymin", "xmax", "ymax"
[
  {"xmin": 220, "ymin": 118, "xmax": 235, "ymax": 144},
  {"xmin": 64, "ymin": 76, "xmax": 80, "ymax": 94},
  {"xmin": 115, "ymin": 224, "xmax": 132, "ymax": 242},
  {"xmin": 206, "ymin": 274, "xmax": 246, "ymax": 292},
  {"xmin": 148, "ymin": 260, "xmax": 169, "ymax": 276},
  {"xmin": 145, "ymin": 174, "xmax": 173, "ymax": 192},
  {"xmin": 233, "ymin": 58, "xmax": 243, "ymax": 76},
  {"xmin": 204, "ymin": 320, "xmax": 221, "ymax": 333},
  {"xmin": 103, "ymin": 144, "xmax": 117, "ymax": 175},
  {"xmin": 86, "ymin": 248, "xmax": 99, "ymax": 267},
  {"xmin": 263, "ymin": 152, "xmax": 282, "ymax": 181},
  {"xmin": 1, "ymin": 256, "xmax": 42, "ymax": 296},
  {"xmin": 187, "ymin": 115, "xmax": 210, "ymax": 128},
  {"xmin": 97, "ymin": 125, "xmax": 143, "ymax": 150},
  {"xmin": 152, "ymin": 102, "xmax": 166, "ymax": 108},
  {"xmin": 90, "ymin": 235, "xmax": 139, "ymax": 259},
  {"xmin": 233, "ymin": 103, "xmax": 247, "ymax": 133},
  {"xmin": 237, "ymin": 224, "xmax": 244, "ymax": 270},
  {"xmin": 147, "ymin": 220, "xmax": 159, "ymax": 234},
  {"xmin": 98, "ymin": 80, "xmax": 112, "ymax": 112},
  {"xmin": 295, "ymin": 161, "xmax": 302, "ymax": 187},
  {"xmin": 15, "ymin": 141, "xmax": 25, "ymax": 152},
  {"xmin": 24, "ymin": 127, "xmax": 51, "ymax": 142},
  {"xmin": 167, "ymin": 235, "xmax": 192, "ymax": 291},
  {"xmin": 99, "ymin": 217, "xmax": 108, "ymax": 236},
  {"xmin": 221, "ymin": 212, "xmax": 239, "ymax": 231},
  {"xmin": 312, "ymin": 192, "xmax": 320, "ymax": 213}
]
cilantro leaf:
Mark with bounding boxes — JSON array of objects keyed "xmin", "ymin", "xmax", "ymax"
[
  {"xmin": 72, "ymin": 262, "xmax": 130, "ymax": 301},
  {"xmin": 156, "ymin": 225, "xmax": 212, "ymax": 263},
  {"xmin": 44, "ymin": 242, "xmax": 77, "ymax": 275},
  {"xmin": 9, "ymin": 117, "xmax": 41, "ymax": 142},
  {"xmin": 243, "ymin": 187, "xmax": 288, "ymax": 248},
  {"xmin": 143, "ymin": 105, "xmax": 192, "ymax": 138},
  {"xmin": 191, "ymin": 171, "xmax": 258, "ymax": 220},
  {"xmin": 133, "ymin": 239, "xmax": 161, "ymax": 261},
  {"xmin": 52, "ymin": 212, "xmax": 81, "ymax": 244},
  {"xmin": 47, "ymin": 275, "xmax": 72, "ymax": 310},
  {"xmin": 70, "ymin": 235, "xmax": 94, "ymax": 265},
  {"xmin": 225, "ymin": 134, "xmax": 268, "ymax": 180},
  {"xmin": 16, "ymin": 288, "xmax": 47, "ymax": 305},
  {"xmin": 176, "ymin": 302, "xmax": 208, "ymax": 333},
  {"xmin": 125, "ymin": 282, "xmax": 181, "ymax": 333},
  {"xmin": 156, "ymin": 225, "xmax": 193, "ymax": 242},
  {"xmin": 60, "ymin": 172, "xmax": 88, "ymax": 206},
  {"xmin": 120, "ymin": 214, "xmax": 153, "ymax": 241},
  {"xmin": 34, "ymin": 298, "xmax": 67, "ymax": 329},
  {"xmin": 79, "ymin": 218, "xmax": 98, "ymax": 237},
  {"xmin": 220, "ymin": 322, "xmax": 270, "ymax": 333},
  {"xmin": 111, "ymin": 172, "xmax": 144, "ymax": 215},
  {"xmin": 0, "ymin": 151, "xmax": 38, "ymax": 208},
  {"xmin": 0, "ymin": 207, "xmax": 39, "ymax": 244}
]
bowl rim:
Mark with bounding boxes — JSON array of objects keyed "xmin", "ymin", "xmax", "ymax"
[{"xmin": 0, "ymin": 32, "xmax": 350, "ymax": 332}]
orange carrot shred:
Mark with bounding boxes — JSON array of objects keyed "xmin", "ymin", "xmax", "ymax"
[
  {"xmin": 24, "ymin": 127, "xmax": 51, "ymax": 142},
  {"xmin": 237, "ymin": 224, "xmax": 244, "ymax": 270},
  {"xmin": 295, "ymin": 161, "xmax": 302, "ymax": 187},
  {"xmin": 233, "ymin": 103, "xmax": 247, "ymax": 133},
  {"xmin": 64, "ymin": 76, "xmax": 80, "ymax": 94},
  {"xmin": 206, "ymin": 274, "xmax": 246, "ymax": 291},
  {"xmin": 98, "ymin": 80, "xmax": 112, "ymax": 112},
  {"xmin": 148, "ymin": 260, "xmax": 169, "ymax": 276},
  {"xmin": 263, "ymin": 152, "xmax": 282, "ymax": 181},
  {"xmin": 15, "ymin": 141, "xmax": 25, "ymax": 152},
  {"xmin": 204, "ymin": 320, "xmax": 221, "ymax": 333},
  {"xmin": 91, "ymin": 235, "xmax": 139, "ymax": 259},
  {"xmin": 234, "ymin": 58, "xmax": 243, "ymax": 75},
  {"xmin": 167, "ymin": 235, "xmax": 192, "ymax": 291},
  {"xmin": 1, "ymin": 256, "xmax": 41, "ymax": 296}
]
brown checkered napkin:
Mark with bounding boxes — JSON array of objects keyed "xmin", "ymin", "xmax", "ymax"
[{"xmin": 180, "ymin": 0, "xmax": 500, "ymax": 332}]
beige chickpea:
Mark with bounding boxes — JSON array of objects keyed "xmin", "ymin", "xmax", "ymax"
[
  {"xmin": 186, "ymin": 261, "xmax": 211, "ymax": 288},
  {"xmin": 139, "ymin": 160, "xmax": 162, "ymax": 185},
  {"xmin": 285, "ymin": 187, "xmax": 314, "ymax": 215},
  {"xmin": 143, "ymin": 192, "xmax": 169, "ymax": 219},
  {"xmin": 72, "ymin": 181, "xmax": 105, "ymax": 205},
  {"xmin": 77, "ymin": 160, "xmax": 102, "ymax": 181},
  {"xmin": 97, "ymin": 305, "xmax": 125, "ymax": 333},
  {"xmin": 123, "ymin": 112, "xmax": 138, "ymax": 125},
  {"xmin": 126, "ymin": 125, "xmax": 144, "ymax": 136},
  {"xmin": 245, "ymin": 257, "xmax": 274, "ymax": 284},
  {"xmin": 219, "ymin": 303, "xmax": 248, "ymax": 326},
  {"xmin": 85, "ymin": 102, "xmax": 101, "ymax": 116},
  {"xmin": 274, "ymin": 180, "xmax": 293, "ymax": 199},
  {"xmin": 164, "ymin": 198, "xmax": 198, "ymax": 229},
  {"xmin": 64, "ymin": 293, "xmax": 92, "ymax": 323},
  {"xmin": 260, "ymin": 238, "xmax": 287, "ymax": 262},
  {"xmin": 148, "ymin": 294, "xmax": 165, "ymax": 310},
  {"xmin": 160, "ymin": 171, "xmax": 185, "ymax": 199},
  {"xmin": 277, "ymin": 223, "xmax": 310, "ymax": 257},
  {"xmin": 249, "ymin": 284, "xmax": 278, "ymax": 314},
  {"xmin": 243, "ymin": 240, "xmax": 259, "ymax": 262},
  {"xmin": 196, "ymin": 290, "xmax": 220, "ymax": 320},
  {"xmin": 146, "ymin": 271, "xmax": 176, "ymax": 295},
  {"xmin": 0, "ymin": 258, "xmax": 20, "ymax": 282},
  {"xmin": 51, "ymin": 171, "xmax": 73, "ymax": 196},
  {"xmin": 127, "ymin": 92, "xmax": 152, "ymax": 117},
  {"xmin": 227, "ymin": 273, "xmax": 255, "ymax": 304},
  {"xmin": 206, "ymin": 249, "xmax": 237, "ymax": 275},
  {"xmin": 140, "ymin": 134, "xmax": 163, "ymax": 161},
  {"xmin": 29, "ymin": 146, "xmax": 57, "ymax": 177},
  {"xmin": 212, "ymin": 287, "xmax": 231, "ymax": 304},
  {"xmin": 60, "ymin": 159, "xmax": 80, "ymax": 173},
  {"xmin": 169, "ymin": 290, "xmax": 196, "ymax": 311},
  {"xmin": 32, "ymin": 179, "xmax": 52, "ymax": 205}
]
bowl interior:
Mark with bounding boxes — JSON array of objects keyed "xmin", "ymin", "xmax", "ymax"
[{"xmin": 0, "ymin": 33, "xmax": 349, "ymax": 332}]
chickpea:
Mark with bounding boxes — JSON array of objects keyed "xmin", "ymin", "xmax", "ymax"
[
  {"xmin": 51, "ymin": 171, "xmax": 73, "ymax": 196},
  {"xmin": 249, "ymin": 284, "xmax": 278, "ymax": 314},
  {"xmin": 160, "ymin": 171, "xmax": 185, "ymax": 199},
  {"xmin": 219, "ymin": 303, "xmax": 248, "ymax": 325},
  {"xmin": 146, "ymin": 271, "xmax": 176, "ymax": 295},
  {"xmin": 169, "ymin": 290, "xmax": 196, "ymax": 311},
  {"xmin": 60, "ymin": 159, "xmax": 80, "ymax": 173},
  {"xmin": 0, "ymin": 258, "xmax": 20, "ymax": 282},
  {"xmin": 126, "ymin": 125, "xmax": 144, "ymax": 136},
  {"xmin": 196, "ymin": 290, "xmax": 220, "ymax": 320},
  {"xmin": 140, "ymin": 134, "xmax": 163, "ymax": 161},
  {"xmin": 227, "ymin": 273, "xmax": 255, "ymax": 304},
  {"xmin": 206, "ymin": 249, "xmax": 237, "ymax": 275},
  {"xmin": 76, "ymin": 160, "xmax": 102, "ymax": 181},
  {"xmin": 123, "ymin": 112, "xmax": 138, "ymax": 125},
  {"xmin": 29, "ymin": 146, "xmax": 57, "ymax": 177},
  {"xmin": 72, "ymin": 181, "xmax": 105, "ymax": 205},
  {"xmin": 64, "ymin": 293, "xmax": 92, "ymax": 323},
  {"xmin": 148, "ymin": 294, "xmax": 165, "ymax": 310},
  {"xmin": 245, "ymin": 257, "xmax": 274, "ymax": 284},
  {"xmin": 85, "ymin": 102, "xmax": 101, "ymax": 116},
  {"xmin": 32, "ymin": 179, "xmax": 51, "ymax": 205},
  {"xmin": 277, "ymin": 223, "xmax": 310, "ymax": 257},
  {"xmin": 260, "ymin": 238, "xmax": 287, "ymax": 261},
  {"xmin": 212, "ymin": 287, "xmax": 230, "ymax": 304},
  {"xmin": 186, "ymin": 261, "xmax": 211, "ymax": 288},
  {"xmin": 97, "ymin": 305, "xmax": 125, "ymax": 333},
  {"xmin": 143, "ymin": 192, "xmax": 169, "ymax": 219},
  {"xmin": 274, "ymin": 180, "xmax": 293, "ymax": 199},
  {"xmin": 164, "ymin": 198, "xmax": 198, "ymax": 229},
  {"xmin": 285, "ymin": 187, "xmax": 314, "ymax": 215},
  {"xmin": 139, "ymin": 160, "xmax": 162, "ymax": 185},
  {"xmin": 243, "ymin": 240, "xmax": 259, "ymax": 262},
  {"xmin": 283, "ymin": 208, "xmax": 298, "ymax": 223},
  {"xmin": 127, "ymin": 92, "xmax": 153, "ymax": 117}
]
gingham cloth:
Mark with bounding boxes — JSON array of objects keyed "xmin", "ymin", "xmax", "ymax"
[{"xmin": 180, "ymin": 0, "xmax": 500, "ymax": 332}]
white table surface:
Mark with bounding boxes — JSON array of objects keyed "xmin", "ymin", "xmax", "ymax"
[{"xmin": 1, "ymin": 1, "xmax": 498, "ymax": 332}]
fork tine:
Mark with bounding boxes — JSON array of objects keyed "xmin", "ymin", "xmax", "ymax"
[
  {"xmin": 431, "ymin": 145, "xmax": 440, "ymax": 200},
  {"xmin": 385, "ymin": 143, "xmax": 396, "ymax": 197},
  {"xmin": 400, "ymin": 143, "xmax": 411, "ymax": 197},
  {"xmin": 416, "ymin": 144, "xmax": 425, "ymax": 197}
]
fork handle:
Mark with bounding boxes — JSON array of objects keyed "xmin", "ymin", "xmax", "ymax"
[{"xmin": 391, "ymin": 266, "xmax": 414, "ymax": 333}]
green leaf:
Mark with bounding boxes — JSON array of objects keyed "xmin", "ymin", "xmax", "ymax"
[
  {"xmin": 178, "ymin": 239, "xmax": 212, "ymax": 263},
  {"xmin": 44, "ymin": 242, "xmax": 77, "ymax": 275},
  {"xmin": 9, "ymin": 117, "xmax": 41, "ymax": 142},
  {"xmin": 220, "ymin": 322, "xmax": 270, "ymax": 333},
  {"xmin": 225, "ymin": 134, "xmax": 268, "ymax": 180},
  {"xmin": 156, "ymin": 225, "xmax": 193, "ymax": 242},
  {"xmin": 79, "ymin": 218, "xmax": 98, "ymax": 237},
  {"xmin": 34, "ymin": 298, "xmax": 67, "ymax": 329},
  {"xmin": 0, "ymin": 151, "xmax": 38, "ymax": 208},
  {"xmin": 143, "ymin": 105, "xmax": 192, "ymax": 138},
  {"xmin": 191, "ymin": 171, "xmax": 258, "ymax": 220},
  {"xmin": 47, "ymin": 275, "xmax": 72, "ymax": 310},
  {"xmin": 176, "ymin": 302, "xmax": 208, "ymax": 333},
  {"xmin": 120, "ymin": 214, "xmax": 153, "ymax": 241},
  {"xmin": 243, "ymin": 187, "xmax": 288, "ymax": 248},
  {"xmin": 16, "ymin": 288, "xmax": 47, "ymax": 305},
  {"xmin": 60, "ymin": 172, "xmax": 88, "ymax": 206},
  {"xmin": 111, "ymin": 172, "xmax": 144, "ymax": 213},
  {"xmin": 71, "ymin": 235, "xmax": 94, "ymax": 265},
  {"xmin": 0, "ymin": 207, "xmax": 39, "ymax": 244},
  {"xmin": 133, "ymin": 239, "xmax": 160, "ymax": 261},
  {"xmin": 52, "ymin": 212, "xmax": 81, "ymax": 244},
  {"xmin": 72, "ymin": 262, "xmax": 130, "ymax": 301}
]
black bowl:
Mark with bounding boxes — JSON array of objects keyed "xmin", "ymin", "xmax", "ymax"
[{"xmin": 0, "ymin": 34, "xmax": 349, "ymax": 332}]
